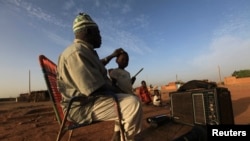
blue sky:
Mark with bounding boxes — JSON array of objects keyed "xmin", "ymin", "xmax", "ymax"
[{"xmin": 0, "ymin": 0, "xmax": 250, "ymax": 98}]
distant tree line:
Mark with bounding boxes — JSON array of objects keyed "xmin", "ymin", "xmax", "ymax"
[{"xmin": 232, "ymin": 69, "xmax": 250, "ymax": 78}]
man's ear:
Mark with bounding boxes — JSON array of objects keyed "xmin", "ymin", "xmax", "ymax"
[{"xmin": 85, "ymin": 28, "xmax": 92, "ymax": 35}]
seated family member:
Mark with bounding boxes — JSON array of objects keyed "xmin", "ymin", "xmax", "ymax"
[
  {"xmin": 109, "ymin": 51, "xmax": 136, "ymax": 94},
  {"xmin": 139, "ymin": 80, "xmax": 152, "ymax": 105}
]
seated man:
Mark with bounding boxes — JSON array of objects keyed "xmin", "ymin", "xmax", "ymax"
[{"xmin": 56, "ymin": 13, "xmax": 143, "ymax": 141}]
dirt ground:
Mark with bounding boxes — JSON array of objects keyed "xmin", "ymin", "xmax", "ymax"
[{"xmin": 0, "ymin": 83, "xmax": 249, "ymax": 141}]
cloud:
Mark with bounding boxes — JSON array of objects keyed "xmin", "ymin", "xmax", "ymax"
[
  {"xmin": 191, "ymin": 36, "xmax": 250, "ymax": 77},
  {"xmin": 62, "ymin": 0, "xmax": 75, "ymax": 10},
  {"xmin": 121, "ymin": 4, "xmax": 131, "ymax": 14},
  {"xmin": 99, "ymin": 22, "xmax": 152, "ymax": 55},
  {"xmin": 191, "ymin": 8, "xmax": 250, "ymax": 79},
  {"xmin": 44, "ymin": 30, "xmax": 71, "ymax": 47},
  {"xmin": 213, "ymin": 9, "xmax": 250, "ymax": 39},
  {"xmin": 6, "ymin": 0, "xmax": 68, "ymax": 28}
]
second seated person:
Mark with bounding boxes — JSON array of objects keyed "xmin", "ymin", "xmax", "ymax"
[{"xmin": 108, "ymin": 51, "xmax": 137, "ymax": 95}]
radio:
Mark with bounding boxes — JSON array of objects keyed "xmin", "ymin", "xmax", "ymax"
[{"xmin": 169, "ymin": 87, "xmax": 234, "ymax": 126}]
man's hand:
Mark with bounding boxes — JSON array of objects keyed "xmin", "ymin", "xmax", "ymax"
[
  {"xmin": 111, "ymin": 48, "xmax": 124, "ymax": 57},
  {"xmin": 102, "ymin": 48, "xmax": 124, "ymax": 66}
]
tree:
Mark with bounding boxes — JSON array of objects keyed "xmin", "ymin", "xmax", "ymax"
[{"xmin": 232, "ymin": 69, "xmax": 250, "ymax": 78}]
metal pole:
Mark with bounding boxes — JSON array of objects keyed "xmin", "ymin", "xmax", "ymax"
[
  {"xmin": 218, "ymin": 65, "xmax": 222, "ymax": 84},
  {"xmin": 29, "ymin": 70, "xmax": 31, "ymax": 96}
]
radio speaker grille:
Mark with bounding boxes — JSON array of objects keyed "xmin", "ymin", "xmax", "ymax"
[
  {"xmin": 170, "ymin": 92, "xmax": 194, "ymax": 126},
  {"xmin": 192, "ymin": 94, "xmax": 206, "ymax": 124},
  {"xmin": 170, "ymin": 87, "xmax": 234, "ymax": 125}
]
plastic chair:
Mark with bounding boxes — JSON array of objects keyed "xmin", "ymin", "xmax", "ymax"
[{"xmin": 38, "ymin": 54, "xmax": 125, "ymax": 141}]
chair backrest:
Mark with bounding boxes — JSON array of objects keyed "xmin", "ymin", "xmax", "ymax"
[{"xmin": 39, "ymin": 55, "xmax": 64, "ymax": 124}]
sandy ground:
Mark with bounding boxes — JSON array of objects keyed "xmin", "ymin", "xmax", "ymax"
[{"xmin": 0, "ymin": 84, "xmax": 249, "ymax": 141}]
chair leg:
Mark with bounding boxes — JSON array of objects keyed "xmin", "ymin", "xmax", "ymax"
[
  {"xmin": 111, "ymin": 131, "xmax": 121, "ymax": 141},
  {"xmin": 56, "ymin": 127, "xmax": 67, "ymax": 141},
  {"xmin": 112, "ymin": 95, "xmax": 126, "ymax": 141},
  {"xmin": 67, "ymin": 130, "xmax": 73, "ymax": 141},
  {"xmin": 56, "ymin": 111, "xmax": 70, "ymax": 141},
  {"xmin": 117, "ymin": 109, "xmax": 126, "ymax": 141}
]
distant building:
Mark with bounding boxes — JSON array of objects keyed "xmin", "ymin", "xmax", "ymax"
[
  {"xmin": 16, "ymin": 90, "xmax": 50, "ymax": 102},
  {"xmin": 224, "ymin": 76, "xmax": 250, "ymax": 85}
]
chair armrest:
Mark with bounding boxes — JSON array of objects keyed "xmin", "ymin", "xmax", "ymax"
[
  {"xmin": 67, "ymin": 95, "xmax": 88, "ymax": 110},
  {"xmin": 69, "ymin": 96, "xmax": 87, "ymax": 103}
]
